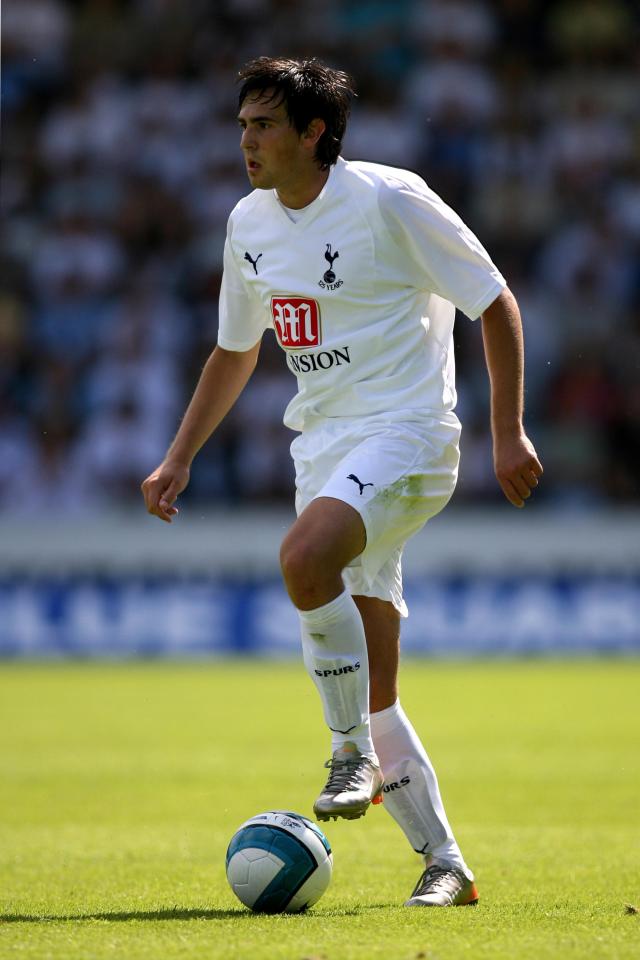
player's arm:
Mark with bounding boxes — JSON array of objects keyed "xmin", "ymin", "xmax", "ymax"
[
  {"xmin": 480, "ymin": 287, "xmax": 543, "ymax": 508},
  {"xmin": 141, "ymin": 341, "xmax": 260, "ymax": 522}
]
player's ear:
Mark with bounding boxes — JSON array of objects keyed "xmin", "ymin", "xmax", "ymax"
[{"xmin": 303, "ymin": 117, "xmax": 326, "ymax": 150}]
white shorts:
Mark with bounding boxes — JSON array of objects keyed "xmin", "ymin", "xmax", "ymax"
[{"xmin": 290, "ymin": 414, "xmax": 461, "ymax": 616}]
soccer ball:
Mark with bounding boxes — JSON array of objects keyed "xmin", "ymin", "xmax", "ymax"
[{"xmin": 225, "ymin": 810, "xmax": 333, "ymax": 913}]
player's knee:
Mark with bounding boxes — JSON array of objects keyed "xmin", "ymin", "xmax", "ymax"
[
  {"xmin": 280, "ymin": 535, "xmax": 340, "ymax": 605},
  {"xmin": 280, "ymin": 536, "xmax": 321, "ymax": 585}
]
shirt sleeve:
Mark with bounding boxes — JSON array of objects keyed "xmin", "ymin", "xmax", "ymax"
[
  {"xmin": 217, "ymin": 217, "xmax": 270, "ymax": 350},
  {"xmin": 378, "ymin": 174, "xmax": 506, "ymax": 320}
]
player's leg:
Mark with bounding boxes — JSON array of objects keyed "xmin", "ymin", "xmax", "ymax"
[
  {"xmin": 280, "ymin": 497, "xmax": 384, "ymax": 820},
  {"xmin": 356, "ymin": 594, "xmax": 477, "ymax": 906},
  {"xmin": 352, "ymin": 594, "xmax": 399, "ymax": 712},
  {"xmin": 285, "ymin": 416, "xmax": 460, "ymax": 824},
  {"xmin": 280, "ymin": 495, "xmax": 366, "ymax": 611}
]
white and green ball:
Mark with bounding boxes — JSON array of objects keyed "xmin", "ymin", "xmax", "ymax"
[{"xmin": 225, "ymin": 810, "xmax": 333, "ymax": 913}]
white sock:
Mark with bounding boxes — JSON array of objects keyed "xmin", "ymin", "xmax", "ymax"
[
  {"xmin": 298, "ymin": 591, "xmax": 377, "ymax": 762},
  {"xmin": 370, "ymin": 699, "xmax": 473, "ymax": 880}
]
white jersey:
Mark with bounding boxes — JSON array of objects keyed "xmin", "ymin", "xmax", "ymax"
[{"xmin": 217, "ymin": 157, "xmax": 505, "ymax": 432}]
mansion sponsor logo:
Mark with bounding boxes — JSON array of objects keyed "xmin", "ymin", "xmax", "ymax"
[
  {"xmin": 287, "ymin": 346, "xmax": 351, "ymax": 374},
  {"xmin": 271, "ymin": 296, "xmax": 321, "ymax": 348},
  {"xmin": 270, "ymin": 296, "xmax": 352, "ymax": 373}
]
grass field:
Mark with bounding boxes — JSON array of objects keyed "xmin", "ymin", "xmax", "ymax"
[{"xmin": 0, "ymin": 659, "xmax": 638, "ymax": 960}]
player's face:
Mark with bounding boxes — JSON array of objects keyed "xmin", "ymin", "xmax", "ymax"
[{"xmin": 237, "ymin": 92, "xmax": 318, "ymax": 197}]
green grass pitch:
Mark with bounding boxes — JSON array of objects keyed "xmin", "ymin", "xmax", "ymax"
[{"xmin": 1, "ymin": 659, "xmax": 638, "ymax": 960}]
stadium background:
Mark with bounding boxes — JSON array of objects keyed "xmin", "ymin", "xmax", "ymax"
[{"xmin": 2, "ymin": 0, "xmax": 639, "ymax": 655}]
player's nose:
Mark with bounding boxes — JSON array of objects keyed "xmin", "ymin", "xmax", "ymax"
[{"xmin": 240, "ymin": 126, "xmax": 256, "ymax": 150}]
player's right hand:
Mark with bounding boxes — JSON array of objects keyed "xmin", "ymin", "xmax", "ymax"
[
  {"xmin": 493, "ymin": 431, "xmax": 543, "ymax": 509},
  {"xmin": 141, "ymin": 461, "xmax": 190, "ymax": 523}
]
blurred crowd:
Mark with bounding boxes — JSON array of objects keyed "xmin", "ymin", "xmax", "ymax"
[{"xmin": 2, "ymin": 0, "xmax": 639, "ymax": 514}]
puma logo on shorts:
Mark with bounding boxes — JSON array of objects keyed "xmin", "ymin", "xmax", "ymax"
[{"xmin": 347, "ymin": 474, "xmax": 374, "ymax": 496}]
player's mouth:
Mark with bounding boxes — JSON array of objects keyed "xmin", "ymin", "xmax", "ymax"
[{"xmin": 246, "ymin": 159, "xmax": 261, "ymax": 173}]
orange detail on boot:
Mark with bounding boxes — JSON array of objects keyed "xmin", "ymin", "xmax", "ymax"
[{"xmin": 458, "ymin": 882, "xmax": 479, "ymax": 905}]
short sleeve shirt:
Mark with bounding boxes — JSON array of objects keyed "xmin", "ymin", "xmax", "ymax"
[{"xmin": 217, "ymin": 158, "xmax": 505, "ymax": 431}]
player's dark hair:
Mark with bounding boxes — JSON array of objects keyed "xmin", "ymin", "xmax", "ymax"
[{"xmin": 237, "ymin": 57, "xmax": 354, "ymax": 169}]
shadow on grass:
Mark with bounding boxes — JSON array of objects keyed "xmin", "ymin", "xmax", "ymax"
[
  {"xmin": 0, "ymin": 905, "xmax": 389, "ymax": 923},
  {"xmin": 0, "ymin": 909, "xmax": 250, "ymax": 923}
]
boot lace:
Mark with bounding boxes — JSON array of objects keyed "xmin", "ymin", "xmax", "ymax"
[
  {"xmin": 412, "ymin": 864, "xmax": 462, "ymax": 898},
  {"xmin": 321, "ymin": 755, "xmax": 367, "ymax": 794}
]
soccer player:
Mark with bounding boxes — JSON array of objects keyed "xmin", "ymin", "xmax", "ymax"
[{"xmin": 141, "ymin": 57, "xmax": 543, "ymax": 907}]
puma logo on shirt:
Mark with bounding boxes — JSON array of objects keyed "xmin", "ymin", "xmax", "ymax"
[{"xmin": 244, "ymin": 251, "xmax": 263, "ymax": 274}]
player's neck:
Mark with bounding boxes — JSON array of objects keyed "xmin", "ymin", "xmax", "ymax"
[{"xmin": 276, "ymin": 165, "xmax": 330, "ymax": 210}]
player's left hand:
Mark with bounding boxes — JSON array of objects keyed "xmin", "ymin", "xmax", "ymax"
[{"xmin": 493, "ymin": 431, "xmax": 543, "ymax": 508}]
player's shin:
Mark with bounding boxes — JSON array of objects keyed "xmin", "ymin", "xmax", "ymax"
[
  {"xmin": 370, "ymin": 700, "xmax": 473, "ymax": 880},
  {"xmin": 298, "ymin": 591, "xmax": 377, "ymax": 761}
]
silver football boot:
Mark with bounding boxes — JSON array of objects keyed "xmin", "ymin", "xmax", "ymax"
[
  {"xmin": 405, "ymin": 861, "xmax": 479, "ymax": 907},
  {"xmin": 313, "ymin": 741, "xmax": 384, "ymax": 821}
]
